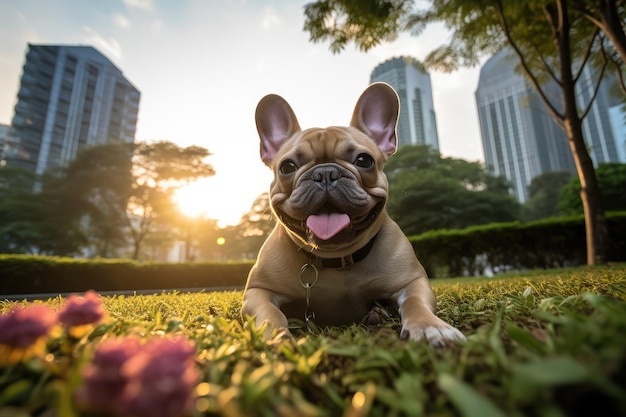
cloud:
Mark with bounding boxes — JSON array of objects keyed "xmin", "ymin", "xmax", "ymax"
[
  {"xmin": 260, "ymin": 6, "xmax": 281, "ymax": 30},
  {"xmin": 256, "ymin": 55, "xmax": 266, "ymax": 71},
  {"xmin": 123, "ymin": 0, "xmax": 154, "ymax": 12},
  {"xmin": 113, "ymin": 13, "xmax": 131, "ymax": 29},
  {"xmin": 82, "ymin": 26, "xmax": 123, "ymax": 62},
  {"xmin": 150, "ymin": 19, "xmax": 164, "ymax": 31}
]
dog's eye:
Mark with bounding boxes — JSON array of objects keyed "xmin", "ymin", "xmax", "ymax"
[
  {"xmin": 355, "ymin": 153, "xmax": 374, "ymax": 169},
  {"xmin": 279, "ymin": 160, "xmax": 298, "ymax": 175}
]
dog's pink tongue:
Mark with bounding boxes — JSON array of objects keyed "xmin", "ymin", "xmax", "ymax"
[{"xmin": 306, "ymin": 213, "xmax": 351, "ymax": 240}]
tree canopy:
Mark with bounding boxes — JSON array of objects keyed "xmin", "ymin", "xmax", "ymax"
[
  {"xmin": 523, "ymin": 171, "xmax": 575, "ymax": 220},
  {"xmin": 126, "ymin": 142, "xmax": 215, "ymax": 259},
  {"xmin": 385, "ymin": 145, "xmax": 520, "ymax": 235},
  {"xmin": 0, "ymin": 141, "xmax": 215, "ymax": 260},
  {"xmin": 559, "ymin": 163, "xmax": 626, "ymax": 214}
]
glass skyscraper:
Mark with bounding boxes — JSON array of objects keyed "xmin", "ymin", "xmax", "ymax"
[
  {"xmin": 0, "ymin": 124, "xmax": 8, "ymax": 155},
  {"xmin": 370, "ymin": 56, "xmax": 440, "ymax": 150},
  {"xmin": 475, "ymin": 48, "xmax": 624, "ymax": 202},
  {"xmin": 2, "ymin": 44, "xmax": 140, "ymax": 176}
]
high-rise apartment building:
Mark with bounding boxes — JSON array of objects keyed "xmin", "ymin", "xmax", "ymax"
[
  {"xmin": 370, "ymin": 57, "xmax": 440, "ymax": 150},
  {"xmin": 2, "ymin": 44, "xmax": 140, "ymax": 175},
  {"xmin": 0, "ymin": 124, "xmax": 8, "ymax": 158},
  {"xmin": 475, "ymin": 49, "xmax": 625, "ymax": 202}
]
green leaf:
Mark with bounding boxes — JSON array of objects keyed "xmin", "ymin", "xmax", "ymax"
[
  {"xmin": 505, "ymin": 322, "xmax": 546, "ymax": 354},
  {"xmin": 438, "ymin": 374, "xmax": 507, "ymax": 417},
  {"xmin": 0, "ymin": 380, "xmax": 33, "ymax": 405},
  {"xmin": 512, "ymin": 356, "xmax": 590, "ymax": 401}
]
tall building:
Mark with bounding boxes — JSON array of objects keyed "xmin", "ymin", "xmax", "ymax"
[
  {"xmin": 475, "ymin": 48, "xmax": 625, "ymax": 202},
  {"xmin": 2, "ymin": 44, "xmax": 140, "ymax": 176},
  {"xmin": 0, "ymin": 124, "xmax": 8, "ymax": 160},
  {"xmin": 609, "ymin": 105, "xmax": 626, "ymax": 163},
  {"xmin": 370, "ymin": 56, "xmax": 440, "ymax": 150}
]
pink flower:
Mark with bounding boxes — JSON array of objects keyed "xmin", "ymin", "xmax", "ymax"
[
  {"xmin": 75, "ymin": 337, "xmax": 141, "ymax": 412},
  {"xmin": 0, "ymin": 305, "xmax": 57, "ymax": 348},
  {"xmin": 59, "ymin": 290, "xmax": 105, "ymax": 328},
  {"xmin": 120, "ymin": 336, "xmax": 199, "ymax": 417},
  {"xmin": 0, "ymin": 304, "xmax": 57, "ymax": 365}
]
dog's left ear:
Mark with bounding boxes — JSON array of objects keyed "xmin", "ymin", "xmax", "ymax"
[
  {"xmin": 256, "ymin": 94, "xmax": 301, "ymax": 166},
  {"xmin": 350, "ymin": 83, "xmax": 399, "ymax": 157}
]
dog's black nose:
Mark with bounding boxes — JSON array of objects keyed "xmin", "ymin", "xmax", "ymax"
[{"xmin": 311, "ymin": 165, "xmax": 341, "ymax": 190}]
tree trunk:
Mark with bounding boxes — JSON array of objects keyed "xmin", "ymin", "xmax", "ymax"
[
  {"xmin": 184, "ymin": 229, "xmax": 194, "ymax": 262},
  {"xmin": 563, "ymin": 118, "xmax": 609, "ymax": 265},
  {"xmin": 557, "ymin": 0, "xmax": 609, "ymax": 265},
  {"xmin": 132, "ymin": 242, "xmax": 141, "ymax": 260}
]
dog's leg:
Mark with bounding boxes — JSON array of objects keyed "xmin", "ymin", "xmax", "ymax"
[
  {"xmin": 392, "ymin": 279, "xmax": 466, "ymax": 346},
  {"xmin": 241, "ymin": 287, "xmax": 289, "ymax": 338}
]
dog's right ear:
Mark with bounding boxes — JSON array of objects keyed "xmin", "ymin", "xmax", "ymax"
[{"xmin": 255, "ymin": 94, "xmax": 301, "ymax": 166}]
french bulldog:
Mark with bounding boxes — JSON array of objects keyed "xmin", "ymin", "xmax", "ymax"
[{"xmin": 242, "ymin": 83, "xmax": 465, "ymax": 346}]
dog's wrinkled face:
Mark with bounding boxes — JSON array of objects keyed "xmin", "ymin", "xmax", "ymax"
[
  {"xmin": 255, "ymin": 83, "xmax": 400, "ymax": 253},
  {"xmin": 269, "ymin": 126, "xmax": 388, "ymax": 248}
]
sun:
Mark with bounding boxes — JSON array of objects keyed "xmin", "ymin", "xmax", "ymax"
[
  {"xmin": 172, "ymin": 178, "xmax": 255, "ymax": 227},
  {"xmin": 173, "ymin": 183, "xmax": 209, "ymax": 218}
]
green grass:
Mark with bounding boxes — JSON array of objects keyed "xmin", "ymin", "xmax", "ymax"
[{"xmin": 1, "ymin": 264, "xmax": 626, "ymax": 416}]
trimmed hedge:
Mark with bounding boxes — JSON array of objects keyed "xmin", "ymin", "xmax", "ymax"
[
  {"xmin": 0, "ymin": 255, "xmax": 253, "ymax": 295},
  {"xmin": 2, "ymin": 213, "xmax": 625, "ymax": 294},
  {"xmin": 410, "ymin": 212, "xmax": 626, "ymax": 277}
]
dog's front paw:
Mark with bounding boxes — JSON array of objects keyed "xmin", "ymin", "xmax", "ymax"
[
  {"xmin": 361, "ymin": 304, "xmax": 392, "ymax": 326},
  {"xmin": 400, "ymin": 318, "xmax": 466, "ymax": 347}
]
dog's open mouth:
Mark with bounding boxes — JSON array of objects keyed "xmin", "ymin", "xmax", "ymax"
[{"xmin": 276, "ymin": 201, "xmax": 384, "ymax": 243}]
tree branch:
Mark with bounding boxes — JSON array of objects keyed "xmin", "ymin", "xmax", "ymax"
[
  {"xmin": 574, "ymin": 4, "xmax": 604, "ymax": 29},
  {"xmin": 611, "ymin": 55, "xmax": 626, "ymax": 94},
  {"xmin": 573, "ymin": 27, "xmax": 600, "ymax": 83},
  {"xmin": 494, "ymin": 0, "xmax": 564, "ymax": 120},
  {"xmin": 542, "ymin": 3, "xmax": 560, "ymax": 42},
  {"xmin": 533, "ymin": 42, "xmax": 560, "ymax": 84},
  {"xmin": 581, "ymin": 37, "xmax": 609, "ymax": 120}
]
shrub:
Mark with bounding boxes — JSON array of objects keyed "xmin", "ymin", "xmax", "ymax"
[
  {"xmin": 0, "ymin": 255, "xmax": 253, "ymax": 295},
  {"xmin": 2, "ymin": 213, "xmax": 625, "ymax": 293},
  {"xmin": 410, "ymin": 212, "xmax": 626, "ymax": 277}
]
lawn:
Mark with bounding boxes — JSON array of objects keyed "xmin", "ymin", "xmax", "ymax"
[{"xmin": 1, "ymin": 264, "xmax": 625, "ymax": 416}]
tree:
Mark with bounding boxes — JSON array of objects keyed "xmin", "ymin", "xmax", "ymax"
[
  {"xmin": 303, "ymin": 0, "xmax": 626, "ymax": 264},
  {"xmin": 0, "ymin": 167, "xmax": 44, "ymax": 253},
  {"xmin": 523, "ymin": 171, "xmax": 575, "ymax": 220},
  {"xmin": 0, "ymin": 142, "xmax": 215, "ymax": 259},
  {"xmin": 236, "ymin": 193, "xmax": 275, "ymax": 239},
  {"xmin": 573, "ymin": 0, "xmax": 626, "ymax": 93},
  {"xmin": 232, "ymin": 192, "xmax": 276, "ymax": 259},
  {"xmin": 0, "ymin": 166, "xmax": 89, "ymax": 256},
  {"xmin": 385, "ymin": 145, "xmax": 520, "ymax": 235},
  {"xmin": 559, "ymin": 163, "xmax": 626, "ymax": 214},
  {"xmin": 126, "ymin": 142, "xmax": 215, "ymax": 260},
  {"xmin": 303, "ymin": 0, "xmax": 413, "ymax": 53},
  {"xmin": 61, "ymin": 143, "xmax": 134, "ymax": 257},
  {"xmin": 181, "ymin": 217, "xmax": 221, "ymax": 261},
  {"xmin": 34, "ymin": 173, "xmax": 90, "ymax": 256}
]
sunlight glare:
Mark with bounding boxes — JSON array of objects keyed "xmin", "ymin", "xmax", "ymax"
[
  {"xmin": 173, "ymin": 178, "xmax": 251, "ymax": 227},
  {"xmin": 173, "ymin": 183, "xmax": 209, "ymax": 218}
]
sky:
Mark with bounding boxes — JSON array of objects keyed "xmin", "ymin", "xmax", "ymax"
[{"xmin": 0, "ymin": 0, "xmax": 486, "ymax": 225}]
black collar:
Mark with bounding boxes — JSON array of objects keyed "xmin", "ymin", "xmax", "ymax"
[{"xmin": 304, "ymin": 233, "xmax": 378, "ymax": 269}]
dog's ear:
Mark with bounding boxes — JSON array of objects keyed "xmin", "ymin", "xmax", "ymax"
[
  {"xmin": 255, "ymin": 94, "xmax": 301, "ymax": 166},
  {"xmin": 350, "ymin": 83, "xmax": 399, "ymax": 157}
]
